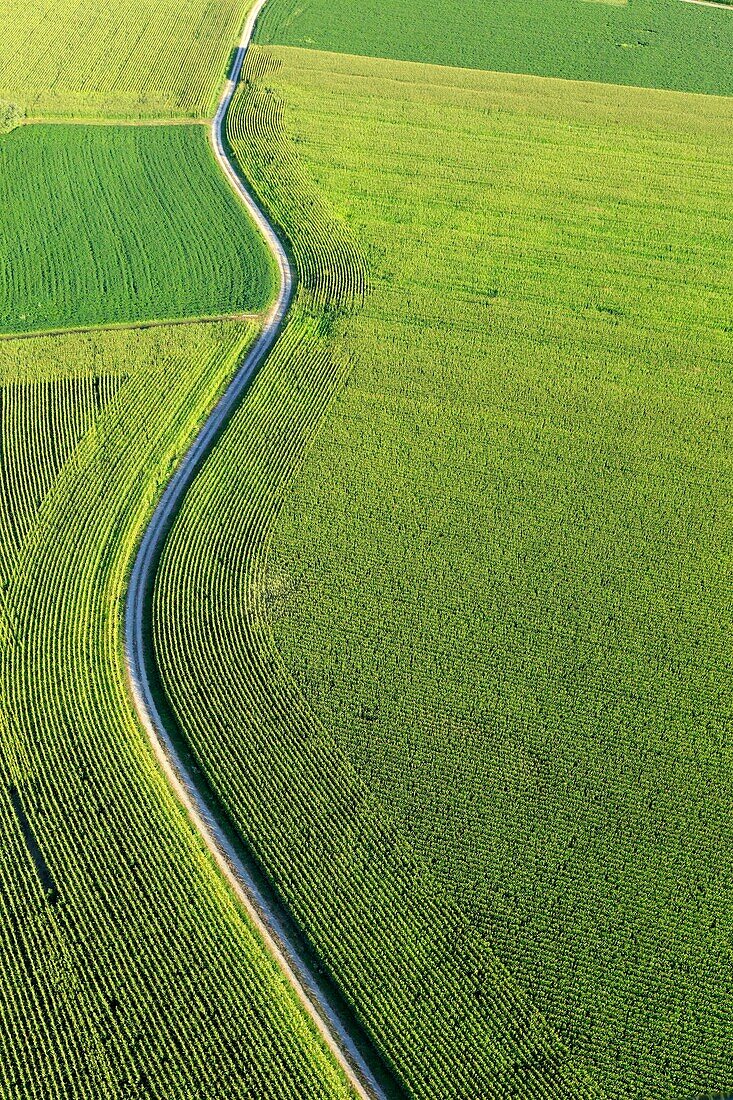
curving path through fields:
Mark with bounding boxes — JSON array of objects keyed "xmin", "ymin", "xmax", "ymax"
[{"xmin": 124, "ymin": 4, "xmax": 387, "ymax": 1098}]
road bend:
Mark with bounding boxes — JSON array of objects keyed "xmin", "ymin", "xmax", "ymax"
[{"xmin": 124, "ymin": 4, "xmax": 389, "ymax": 1097}]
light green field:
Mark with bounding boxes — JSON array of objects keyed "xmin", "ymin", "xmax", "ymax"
[
  {"xmin": 0, "ymin": 320, "xmax": 353, "ymax": 1097},
  {"xmin": 153, "ymin": 45, "xmax": 733, "ymax": 1099},
  {"xmin": 257, "ymin": 0, "xmax": 733, "ymax": 96},
  {"xmin": 0, "ymin": 122, "xmax": 275, "ymax": 334},
  {"xmin": 0, "ymin": 0, "xmax": 365, "ymax": 1093},
  {"xmin": 0, "ymin": 0, "xmax": 246, "ymax": 119}
]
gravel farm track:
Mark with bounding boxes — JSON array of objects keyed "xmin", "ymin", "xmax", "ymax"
[{"xmin": 124, "ymin": 4, "xmax": 388, "ymax": 1098}]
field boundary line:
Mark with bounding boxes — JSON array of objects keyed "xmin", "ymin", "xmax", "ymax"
[
  {"xmin": 19, "ymin": 117, "xmax": 209, "ymax": 127},
  {"xmin": 0, "ymin": 312, "xmax": 263, "ymax": 343},
  {"xmin": 124, "ymin": 5, "xmax": 388, "ymax": 1099}
]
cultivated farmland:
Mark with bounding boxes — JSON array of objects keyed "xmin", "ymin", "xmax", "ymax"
[
  {"xmin": 0, "ymin": 0, "xmax": 247, "ymax": 119},
  {"xmin": 257, "ymin": 0, "xmax": 733, "ymax": 95},
  {"xmin": 153, "ymin": 44, "xmax": 733, "ymax": 1099},
  {"xmin": 0, "ymin": 124, "xmax": 275, "ymax": 333},
  {"xmin": 4, "ymin": 0, "xmax": 733, "ymax": 1090},
  {"xmin": 0, "ymin": 321, "xmax": 356, "ymax": 1096}
]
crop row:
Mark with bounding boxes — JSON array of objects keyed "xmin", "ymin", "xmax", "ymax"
[
  {"xmin": 151, "ymin": 47, "xmax": 598, "ymax": 1099},
  {"xmin": 0, "ymin": 322, "xmax": 352, "ymax": 1097}
]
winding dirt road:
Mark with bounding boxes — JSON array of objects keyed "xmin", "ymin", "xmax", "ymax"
[{"xmin": 124, "ymin": 5, "xmax": 388, "ymax": 1098}]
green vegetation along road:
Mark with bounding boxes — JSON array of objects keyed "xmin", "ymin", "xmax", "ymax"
[
  {"xmin": 0, "ymin": 320, "xmax": 358, "ymax": 1097},
  {"xmin": 154, "ymin": 42, "xmax": 606, "ymax": 1100}
]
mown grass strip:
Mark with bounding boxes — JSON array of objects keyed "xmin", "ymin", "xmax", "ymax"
[{"xmin": 0, "ymin": 312, "xmax": 262, "ymax": 344}]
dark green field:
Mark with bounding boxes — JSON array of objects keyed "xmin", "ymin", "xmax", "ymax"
[
  {"xmin": 257, "ymin": 0, "xmax": 733, "ymax": 95},
  {"xmin": 0, "ymin": 124, "xmax": 276, "ymax": 333}
]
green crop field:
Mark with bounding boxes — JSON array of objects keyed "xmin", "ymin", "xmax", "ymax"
[
  {"xmin": 0, "ymin": 320, "xmax": 354, "ymax": 1097},
  {"xmin": 4, "ymin": 0, "xmax": 733, "ymax": 1089},
  {"xmin": 0, "ymin": 0, "xmax": 247, "ymax": 119},
  {"xmin": 0, "ymin": 123, "xmax": 275, "ymax": 334},
  {"xmin": 0, "ymin": 0, "xmax": 358, "ymax": 1083},
  {"xmin": 152, "ymin": 45, "xmax": 733, "ymax": 1098},
  {"xmin": 152, "ymin": 54, "xmax": 597, "ymax": 1098},
  {"xmin": 257, "ymin": 0, "xmax": 733, "ymax": 96}
]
